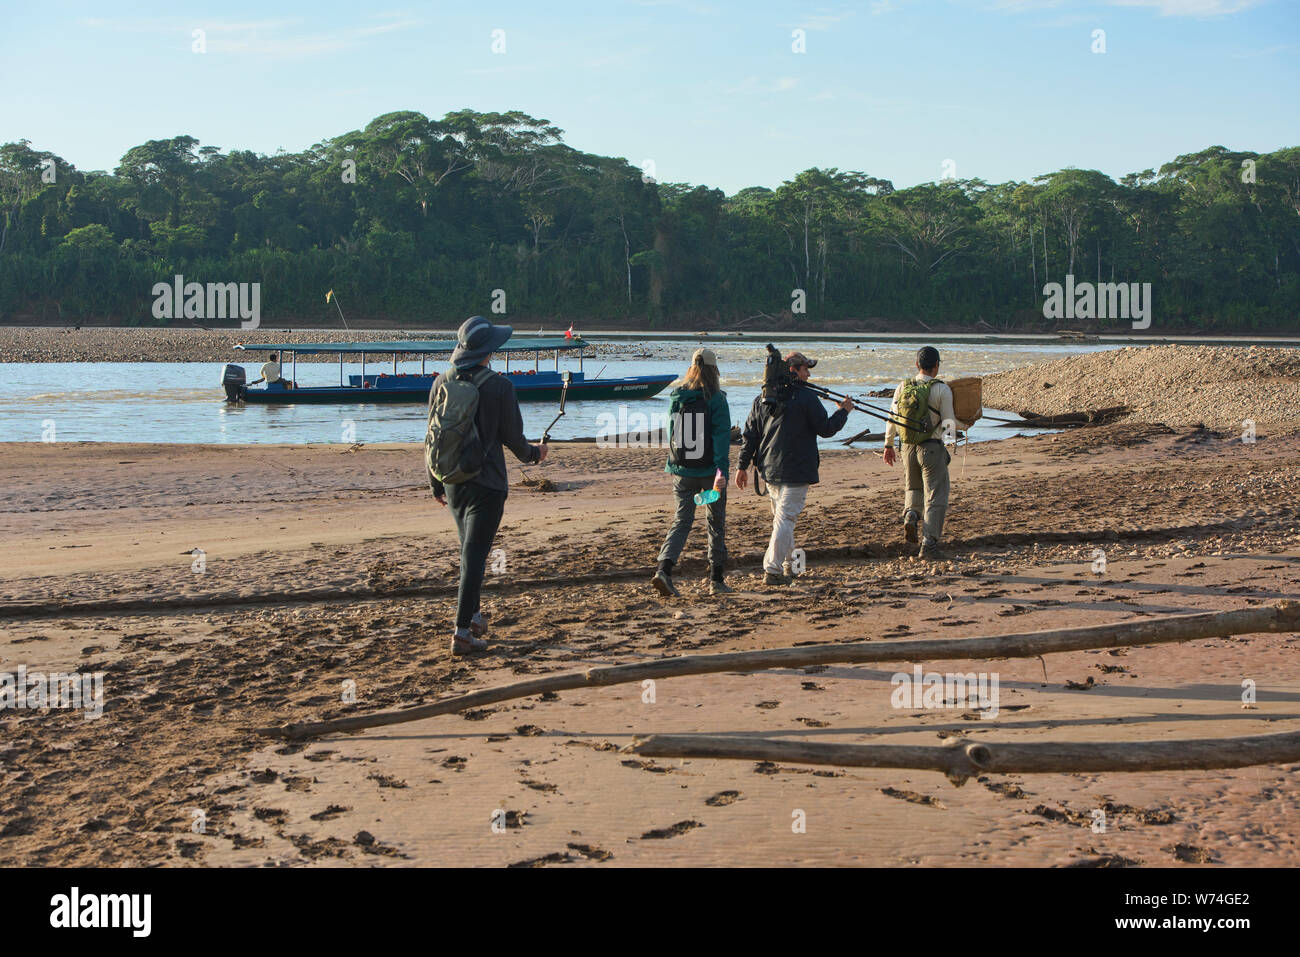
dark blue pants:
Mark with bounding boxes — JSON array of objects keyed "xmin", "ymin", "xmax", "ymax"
[{"xmin": 446, "ymin": 480, "xmax": 507, "ymax": 629}]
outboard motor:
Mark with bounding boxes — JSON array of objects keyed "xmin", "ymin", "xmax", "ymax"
[{"xmin": 221, "ymin": 363, "xmax": 246, "ymax": 402}]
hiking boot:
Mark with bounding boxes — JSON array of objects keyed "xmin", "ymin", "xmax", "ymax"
[
  {"xmin": 709, "ymin": 579, "xmax": 734, "ymax": 595},
  {"xmin": 451, "ymin": 632, "xmax": 488, "ymax": 655},
  {"xmin": 782, "ymin": 561, "xmax": 799, "ymax": 578},
  {"xmin": 652, "ymin": 569, "xmax": 681, "ymax": 597},
  {"xmin": 917, "ymin": 542, "xmax": 944, "ymax": 562},
  {"xmin": 764, "ymin": 571, "xmax": 793, "ymax": 586},
  {"xmin": 469, "ymin": 613, "xmax": 487, "ymax": 638},
  {"xmin": 903, "ymin": 510, "xmax": 920, "ymax": 544}
]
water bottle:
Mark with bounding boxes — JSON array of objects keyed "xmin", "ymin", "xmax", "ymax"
[{"xmin": 694, "ymin": 469, "xmax": 724, "ymax": 505}]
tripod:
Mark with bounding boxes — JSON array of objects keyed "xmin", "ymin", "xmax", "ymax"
[{"xmin": 796, "ymin": 380, "xmax": 929, "ymax": 435}]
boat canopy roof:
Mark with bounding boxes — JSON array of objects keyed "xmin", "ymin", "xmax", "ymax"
[{"xmin": 234, "ymin": 337, "xmax": 587, "ymax": 355}]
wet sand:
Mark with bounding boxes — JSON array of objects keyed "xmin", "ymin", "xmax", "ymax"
[{"xmin": 2, "ymin": 423, "xmax": 1298, "ymax": 866}]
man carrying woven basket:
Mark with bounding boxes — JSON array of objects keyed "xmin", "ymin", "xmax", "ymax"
[{"xmin": 883, "ymin": 346, "xmax": 957, "ymax": 561}]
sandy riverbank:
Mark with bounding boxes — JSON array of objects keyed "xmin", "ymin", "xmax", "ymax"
[
  {"xmin": 984, "ymin": 344, "xmax": 1300, "ymax": 430},
  {"xmin": 2, "ymin": 419, "xmax": 1299, "ymax": 866}
]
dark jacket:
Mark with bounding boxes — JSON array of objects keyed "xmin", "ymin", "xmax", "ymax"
[
  {"xmin": 663, "ymin": 387, "xmax": 731, "ymax": 480},
  {"xmin": 430, "ymin": 366, "xmax": 539, "ymax": 497},
  {"xmin": 738, "ymin": 385, "xmax": 848, "ymax": 485}
]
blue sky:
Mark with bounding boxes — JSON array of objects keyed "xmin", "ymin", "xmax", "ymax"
[{"xmin": 2, "ymin": 0, "xmax": 1295, "ymax": 193}]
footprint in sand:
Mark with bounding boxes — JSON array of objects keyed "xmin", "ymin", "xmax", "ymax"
[
  {"xmin": 640, "ymin": 820, "xmax": 703, "ymax": 840},
  {"xmin": 880, "ymin": 787, "xmax": 944, "ymax": 808}
]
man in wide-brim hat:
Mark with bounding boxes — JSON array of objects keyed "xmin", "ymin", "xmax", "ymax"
[{"xmin": 431, "ymin": 316, "xmax": 548, "ymax": 654}]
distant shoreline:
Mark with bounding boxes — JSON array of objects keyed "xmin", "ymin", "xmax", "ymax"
[{"xmin": 1, "ymin": 323, "xmax": 1298, "ymax": 365}]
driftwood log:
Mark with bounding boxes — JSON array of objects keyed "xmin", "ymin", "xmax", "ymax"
[
  {"xmin": 632, "ymin": 729, "xmax": 1300, "ymax": 782},
  {"xmin": 840, "ymin": 428, "xmax": 885, "ymax": 445},
  {"xmin": 1003, "ymin": 406, "xmax": 1129, "ymax": 428},
  {"xmin": 254, "ymin": 601, "xmax": 1300, "ymax": 741}
]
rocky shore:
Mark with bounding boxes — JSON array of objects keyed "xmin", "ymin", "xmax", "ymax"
[
  {"xmin": 984, "ymin": 344, "xmax": 1300, "ymax": 429},
  {"xmin": 0, "ymin": 326, "xmax": 633, "ymax": 363}
]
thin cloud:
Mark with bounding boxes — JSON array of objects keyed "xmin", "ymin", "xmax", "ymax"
[
  {"xmin": 1107, "ymin": 0, "xmax": 1266, "ymax": 15},
  {"xmin": 78, "ymin": 14, "xmax": 422, "ymax": 59},
  {"xmin": 986, "ymin": 0, "xmax": 1065, "ymax": 11},
  {"xmin": 634, "ymin": 0, "xmax": 720, "ymax": 14},
  {"xmin": 798, "ymin": 13, "xmax": 846, "ymax": 30},
  {"xmin": 724, "ymin": 76, "xmax": 800, "ymax": 95}
]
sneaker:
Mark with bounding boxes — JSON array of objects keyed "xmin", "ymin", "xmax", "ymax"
[
  {"xmin": 917, "ymin": 542, "xmax": 944, "ymax": 561},
  {"xmin": 709, "ymin": 579, "xmax": 734, "ymax": 595},
  {"xmin": 764, "ymin": 571, "xmax": 793, "ymax": 586},
  {"xmin": 652, "ymin": 569, "xmax": 680, "ymax": 597},
  {"xmin": 451, "ymin": 632, "xmax": 488, "ymax": 655}
]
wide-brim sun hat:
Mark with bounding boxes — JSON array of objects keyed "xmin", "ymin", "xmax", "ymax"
[{"xmin": 451, "ymin": 315, "xmax": 513, "ymax": 369}]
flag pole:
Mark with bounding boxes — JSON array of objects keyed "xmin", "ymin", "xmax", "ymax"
[{"xmin": 326, "ymin": 290, "xmax": 351, "ymax": 331}]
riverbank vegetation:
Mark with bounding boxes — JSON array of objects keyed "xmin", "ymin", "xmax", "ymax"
[{"xmin": 1, "ymin": 111, "xmax": 1296, "ymax": 331}]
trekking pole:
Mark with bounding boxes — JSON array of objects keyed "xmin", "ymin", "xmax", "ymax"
[{"xmin": 541, "ymin": 371, "xmax": 571, "ymax": 447}]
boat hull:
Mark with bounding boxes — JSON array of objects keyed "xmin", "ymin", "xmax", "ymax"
[{"xmin": 239, "ymin": 373, "xmax": 676, "ymax": 404}]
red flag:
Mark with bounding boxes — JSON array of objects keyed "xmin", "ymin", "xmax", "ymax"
[{"xmin": 565, "ymin": 324, "xmax": 574, "ymax": 340}]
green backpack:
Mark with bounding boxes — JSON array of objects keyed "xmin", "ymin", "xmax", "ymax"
[
  {"xmin": 425, "ymin": 365, "xmax": 495, "ymax": 487},
  {"xmin": 897, "ymin": 378, "xmax": 939, "ymax": 445}
]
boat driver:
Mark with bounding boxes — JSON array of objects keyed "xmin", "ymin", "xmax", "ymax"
[{"xmin": 251, "ymin": 353, "xmax": 288, "ymax": 389}]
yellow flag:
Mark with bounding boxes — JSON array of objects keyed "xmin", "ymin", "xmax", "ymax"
[{"xmin": 326, "ymin": 289, "xmax": 334, "ymax": 303}]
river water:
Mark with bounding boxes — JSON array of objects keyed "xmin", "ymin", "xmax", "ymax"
[{"xmin": 0, "ymin": 339, "xmax": 1117, "ymax": 446}]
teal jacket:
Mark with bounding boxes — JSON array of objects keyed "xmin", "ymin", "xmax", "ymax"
[{"xmin": 663, "ymin": 387, "xmax": 731, "ymax": 480}]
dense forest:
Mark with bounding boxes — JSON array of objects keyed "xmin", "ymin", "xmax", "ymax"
[{"xmin": 1, "ymin": 110, "xmax": 1297, "ymax": 331}]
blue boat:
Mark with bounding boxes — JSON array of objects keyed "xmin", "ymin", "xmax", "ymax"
[{"xmin": 221, "ymin": 337, "xmax": 677, "ymax": 404}]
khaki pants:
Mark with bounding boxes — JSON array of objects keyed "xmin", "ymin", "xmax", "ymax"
[
  {"xmin": 764, "ymin": 482, "xmax": 808, "ymax": 575},
  {"xmin": 903, "ymin": 441, "xmax": 949, "ymax": 545}
]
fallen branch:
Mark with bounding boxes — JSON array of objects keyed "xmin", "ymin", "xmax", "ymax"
[
  {"xmin": 840, "ymin": 428, "xmax": 885, "ymax": 445},
  {"xmin": 631, "ymin": 728, "xmax": 1300, "ymax": 782},
  {"xmin": 254, "ymin": 602, "xmax": 1300, "ymax": 740}
]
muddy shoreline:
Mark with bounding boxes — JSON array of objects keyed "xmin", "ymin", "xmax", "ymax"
[{"xmin": 2, "ymin": 423, "xmax": 1298, "ymax": 866}]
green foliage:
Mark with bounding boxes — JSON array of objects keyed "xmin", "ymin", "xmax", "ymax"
[
  {"xmin": 60, "ymin": 223, "xmax": 116, "ymax": 252},
  {"xmin": 0, "ymin": 118, "xmax": 1296, "ymax": 330}
]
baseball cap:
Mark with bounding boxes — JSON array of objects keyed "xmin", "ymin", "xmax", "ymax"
[
  {"xmin": 785, "ymin": 351, "xmax": 817, "ymax": 368},
  {"xmin": 692, "ymin": 347, "xmax": 718, "ymax": 367}
]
